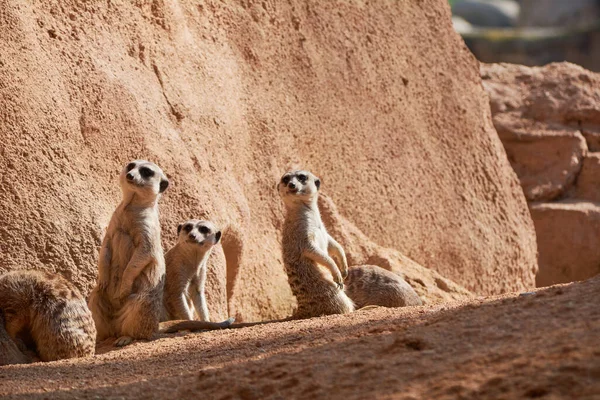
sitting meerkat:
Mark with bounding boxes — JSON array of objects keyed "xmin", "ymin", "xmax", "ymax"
[
  {"xmin": 345, "ymin": 265, "xmax": 422, "ymax": 308},
  {"xmin": 163, "ymin": 219, "xmax": 222, "ymax": 322},
  {"xmin": 88, "ymin": 160, "xmax": 231, "ymax": 347},
  {"xmin": 0, "ymin": 270, "xmax": 96, "ymax": 363},
  {"xmin": 277, "ymin": 170, "xmax": 355, "ymax": 318}
]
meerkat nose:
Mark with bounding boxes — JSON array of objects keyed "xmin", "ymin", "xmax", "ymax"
[
  {"xmin": 126, "ymin": 173, "xmax": 134, "ymax": 181},
  {"xmin": 288, "ymin": 182, "xmax": 296, "ymax": 189},
  {"xmin": 189, "ymin": 233, "xmax": 197, "ymax": 240}
]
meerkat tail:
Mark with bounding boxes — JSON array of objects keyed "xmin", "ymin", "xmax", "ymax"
[
  {"xmin": 227, "ymin": 317, "xmax": 295, "ymax": 329},
  {"xmin": 159, "ymin": 317, "xmax": 236, "ymax": 333}
]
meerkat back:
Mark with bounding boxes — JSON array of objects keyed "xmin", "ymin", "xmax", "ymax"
[
  {"xmin": 344, "ymin": 265, "xmax": 422, "ymax": 309},
  {"xmin": 0, "ymin": 270, "xmax": 96, "ymax": 362}
]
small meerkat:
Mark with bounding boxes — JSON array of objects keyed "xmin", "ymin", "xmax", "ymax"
[
  {"xmin": 278, "ymin": 169, "xmax": 355, "ymax": 318},
  {"xmin": 163, "ymin": 219, "xmax": 222, "ymax": 322},
  {"xmin": 345, "ymin": 265, "xmax": 423, "ymax": 308},
  {"xmin": 0, "ymin": 270, "xmax": 96, "ymax": 363}
]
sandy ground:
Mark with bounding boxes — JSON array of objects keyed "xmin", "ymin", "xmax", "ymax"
[{"xmin": 0, "ymin": 276, "xmax": 598, "ymax": 400}]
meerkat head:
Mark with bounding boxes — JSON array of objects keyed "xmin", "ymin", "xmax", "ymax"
[
  {"xmin": 119, "ymin": 160, "xmax": 169, "ymax": 200},
  {"xmin": 176, "ymin": 219, "xmax": 222, "ymax": 250},
  {"xmin": 278, "ymin": 170, "xmax": 321, "ymax": 206}
]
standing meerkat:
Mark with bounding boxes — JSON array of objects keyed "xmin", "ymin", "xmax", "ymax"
[
  {"xmin": 0, "ymin": 270, "xmax": 96, "ymax": 363},
  {"xmin": 163, "ymin": 219, "xmax": 222, "ymax": 322},
  {"xmin": 88, "ymin": 160, "xmax": 232, "ymax": 346},
  {"xmin": 88, "ymin": 160, "xmax": 170, "ymax": 347}
]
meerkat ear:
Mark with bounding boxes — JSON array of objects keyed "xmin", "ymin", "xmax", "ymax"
[
  {"xmin": 315, "ymin": 178, "xmax": 321, "ymax": 190},
  {"xmin": 177, "ymin": 224, "xmax": 182, "ymax": 234},
  {"xmin": 159, "ymin": 180, "xmax": 169, "ymax": 193}
]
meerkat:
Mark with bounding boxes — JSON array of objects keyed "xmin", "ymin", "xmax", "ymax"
[
  {"xmin": 345, "ymin": 265, "xmax": 423, "ymax": 308},
  {"xmin": 0, "ymin": 270, "xmax": 96, "ymax": 363},
  {"xmin": 88, "ymin": 160, "xmax": 232, "ymax": 346},
  {"xmin": 88, "ymin": 160, "xmax": 169, "ymax": 347},
  {"xmin": 0, "ymin": 312, "xmax": 30, "ymax": 366},
  {"xmin": 276, "ymin": 170, "xmax": 356, "ymax": 318},
  {"xmin": 163, "ymin": 219, "xmax": 222, "ymax": 322}
]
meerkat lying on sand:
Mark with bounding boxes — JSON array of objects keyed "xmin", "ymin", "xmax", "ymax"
[
  {"xmin": 88, "ymin": 160, "xmax": 232, "ymax": 347},
  {"xmin": 0, "ymin": 270, "xmax": 96, "ymax": 363},
  {"xmin": 163, "ymin": 219, "xmax": 222, "ymax": 321},
  {"xmin": 345, "ymin": 265, "xmax": 422, "ymax": 308}
]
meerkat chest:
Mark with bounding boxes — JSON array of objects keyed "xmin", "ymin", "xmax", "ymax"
[{"xmin": 306, "ymin": 218, "xmax": 328, "ymax": 252}]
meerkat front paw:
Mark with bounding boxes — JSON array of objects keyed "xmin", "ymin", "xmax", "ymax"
[
  {"xmin": 116, "ymin": 284, "xmax": 129, "ymax": 301},
  {"xmin": 114, "ymin": 336, "xmax": 133, "ymax": 347},
  {"xmin": 341, "ymin": 265, "xmax": 349, "ymax": 280},
  {"xmin": 333, "ymin": 273, "xmax": 344, "ymax": 290}
]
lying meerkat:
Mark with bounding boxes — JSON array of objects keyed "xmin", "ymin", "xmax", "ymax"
[
  {"xmin": 0, "ymin": 270, "xmax": 96, "ymax": 363},
  {"xmin": 0, "ymin": 311, "xmax": 30, "ymax": 366},
  {"xmin": 163, "ymin": 219, "xmax": 222, "ymax": 322},
  {"xmin": 345, "ymin": 265, "xmax": 422, "ymax": 308},
  {"xmin": 88, "ymin": 160, "xmax": 231, "ymax": 347}
]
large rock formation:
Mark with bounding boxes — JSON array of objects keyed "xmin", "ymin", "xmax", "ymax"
[
  {"xmin": 482, "ymin": 62, "xmax": 600, "ymax": 287},
  {"xmin": 0, "ymin": 0, "xmax": 537, "ymax": 321}
]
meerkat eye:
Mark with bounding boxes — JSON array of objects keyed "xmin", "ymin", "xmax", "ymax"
[
  {"xmin": 139, "ymin": 167, "xmax": 155, "ymax": 179},
  {"xmin": 183, "ymin": 224, "xmax": 193, "ymax": 233},
  {"xmin": 297, "ymin": 174, "xmax": 307, "ymax": 182},
  {"xmin": 282, "ymin": 176, "xmax": 290, "ymax": 185},
  {"xmin": 199, "ymin": 226, "xmax": 210, "ymax": 235},
  {"xmin": 126, "ymin": 163, "xmax": 136, "ymax": 172}
]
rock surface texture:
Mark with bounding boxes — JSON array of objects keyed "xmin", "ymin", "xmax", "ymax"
[
  {"xmin": 482, "ymin": 62, "xmax": 600, "ymax": 287},
  {"xmin": 0, "ymin": 0, "xmax": 537, "ymax": 321}
]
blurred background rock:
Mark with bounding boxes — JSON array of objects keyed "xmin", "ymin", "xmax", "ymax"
[{"xmin": 451, "ymin": 0, "xmax": 600, "ymax": 71}]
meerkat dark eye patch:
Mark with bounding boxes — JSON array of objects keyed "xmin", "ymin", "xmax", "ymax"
[
  {"xmin": 315, "ymin": 179, "xmax": 320, "ymax": 189},
  {"xmin": 139, "ymin": 167, "xmax": 155, "ymax": 179},
  {"xmin": 282, "ymin": 176, "xmax": 290, "ymax": 185},
  {"xmin": 183, "ymin": 224, "xmax": 193, "ymax": 233},
  {"xmin": 159, "ymin": 180, "xmax": 169, "ymax": 193},
  {"xmin": 126, "ymin": 162, "xmax": 136, "ymax": 172},
  {"xmin": 199, "ymin": 225, "xmax": 210, "ymax": 235},
  {"xmin": 297, "ymin": 174, "xmax": 307, "ymax": 182}
]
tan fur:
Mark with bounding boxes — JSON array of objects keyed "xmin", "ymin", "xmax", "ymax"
[
  {"xmin": 163, "ymin": 220, "xmax": 221, "ymax": 322},
  {"xmin": 88, "ymin": 160, "xmax": 170, "ymax": 347},
  {"xmin": 0, "ymin": 311, "xmax": 30, "ymax": 366},
  {"xmin": 345, "ymin": 265, "xmax": 423, "ymax": 308},
  {"xmin": 0, "ymin": 270, "xmax": 96, "ymax": 363},
  {"xmin": 279, "ymin": 170, "xmax": 355, "ymax": 318}
]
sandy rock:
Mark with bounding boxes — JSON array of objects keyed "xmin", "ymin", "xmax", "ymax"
[
  {"xmin": 492, "ymin": 114, "xmax": 587, "ymax": 201},
  {"xmin": 483, "ymin": 62, "xmax": 600, "ymax": 288},
  {"xmin": 571, "ymin": 153, "xmax": 600, "ymax": 202},
  {"xmin": 0, "ymin": 0, "xmax": 537, "ymax": 322},
  {"xmin": 530, "ymin": 201, "xmax": 600, "ymax": 287}
]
